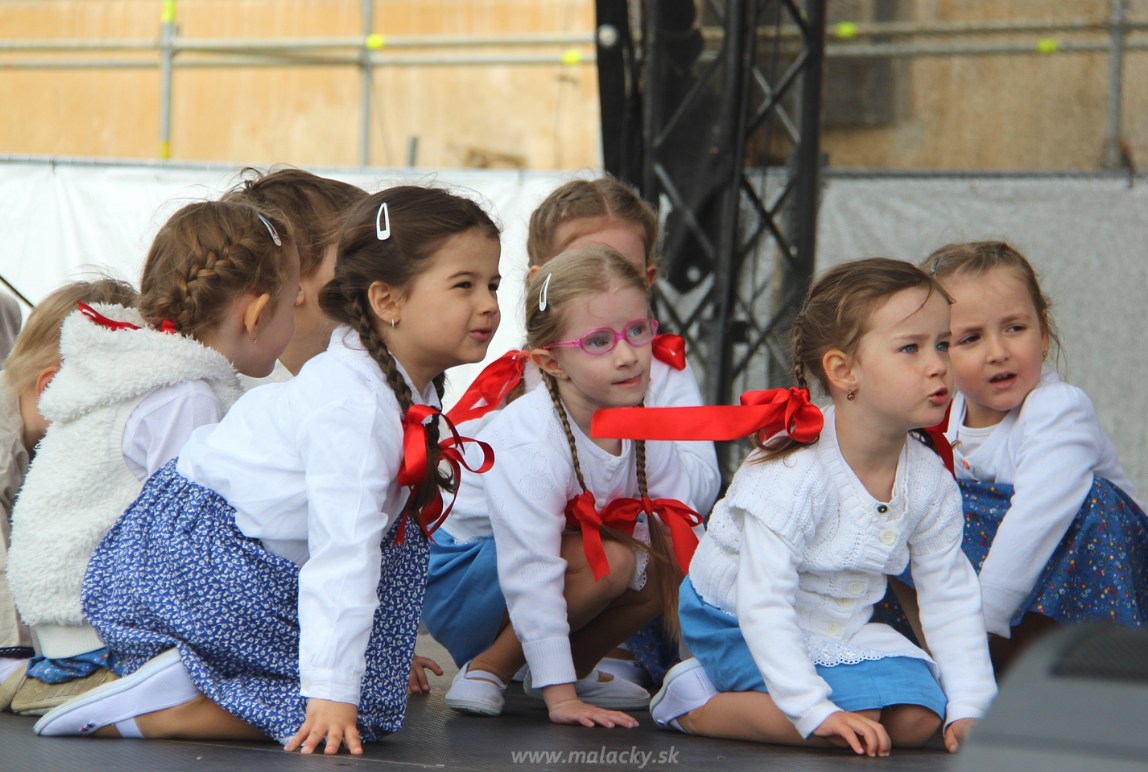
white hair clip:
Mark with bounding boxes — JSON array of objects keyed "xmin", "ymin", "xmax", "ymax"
[
  {"xmin": 539, "ymin": 273, "xmax": 552, "ymax": 311},
  {"xmin": 376, "ymin": 202, "xmax": 391, "ymax": 241},
  {"xmin": 257, "ymin": 214, "xmax": 282, "ymax": 246}
]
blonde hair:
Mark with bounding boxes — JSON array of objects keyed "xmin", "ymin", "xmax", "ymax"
[
  {"xmin": 138, "ymin": 200, "xmax": 294, "ymax": 338},
  {"xmin": 2, "ymin": 279, "xmax": 139, "ymax": 395},
  {"xmin": 525, "ymin": 247, "xmax": 682, "ymax": 639},
  {"xmin": 527, "ymin": 177, "xmax": 657, "ymax": 269}
]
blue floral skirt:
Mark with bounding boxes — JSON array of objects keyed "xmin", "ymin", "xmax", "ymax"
[
  {"xmin": 874, "ymin": 477, "xmax": 1148, "ymax": 638},
  {"xmin": 423, "ymin": 531, "xmax": 506, "ymax": 667},
  {"xmin": 81, "ymin": 460, "xmax": 429, "ymax": 744},
  {"xmin": 625, "ymin": 617, "xmax": 679, "ymax": 686}
]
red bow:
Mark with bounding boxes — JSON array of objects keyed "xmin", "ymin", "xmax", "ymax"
[
  {"xmin": 78, "ymin": 302, "xmax": 177, "ymax": 334},
  {"xmin": 591, "ymin": 387, "xmax": 823, "ymax": 444},
  {"xmin": 651, "ymin": 334, "xmax": 686, "ymax": 371},
  {"xmin": 395, "ymin": 404, "xmax": 495, "ymax": 545},
  {"xmin": 445, "ymin": 349, "xmax": 530, "ymax": 424},
  {"xmin": 919, "ymin": 403, "xmax": 955, "ymax": 478}
]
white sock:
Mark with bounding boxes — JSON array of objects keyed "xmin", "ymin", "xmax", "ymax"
[
  {"xmin": 115, "ymin": 718, "xmax": 143, "ymax": 738},
  {"xmin": 0, "ymin": 657, "xmax": 27, "ymax": 682}
]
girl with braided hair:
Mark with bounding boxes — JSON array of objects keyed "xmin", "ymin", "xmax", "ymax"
[
  {"xmin": 39, "ymin": 187, "xmax": 501, "ymax": 757},
  {"xmin": 425, "ymin": 246, "xmax": 702, "ymax": 728},
  {"xmin": 7, "ymin": 200, "xmax": 297, "ymax": 717}
]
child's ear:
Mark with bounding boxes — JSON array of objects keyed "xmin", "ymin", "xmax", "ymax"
[
  {"xmin": 646, "ymin": 264, "xmax": 657, "ymax": 286},
  {"xmin": 34, "ymin": 365, "xmax": 60, "ymax": 398},
  {"xmin": 242, "ymin": 293, "xmax": 272, "ymax": 341},
  {"xmin": 821, "ymin": 348, "xmax": 856, "ymax": 397},
  {"xmin": 367, "ymin": 280, "xmax": 403, "ymax": 327},
  {"xmin": 530, "ymin": 347, "xmax": 568, "ymax": 381}
]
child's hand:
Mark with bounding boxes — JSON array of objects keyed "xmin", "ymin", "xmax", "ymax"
[
  {"xmin": 542, "ymin": 683, "xmax": 639, "ymax": 728},
  {"xmin": 284, "ymin": 698, "xmax": 362, "ymax": 755},
  {"xmin": 409, "ymin": 655, "xmax": 444, "ymax": 693},
  {"xmin": 813, "ymin": 711, "xmax": 891, "ymax": 757},
  {"xmin": 944, "ymin": 718, "xmax": 977, "ymax": 752}
]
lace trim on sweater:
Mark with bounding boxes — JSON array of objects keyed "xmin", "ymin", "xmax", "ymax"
[{"xmin": 803, "ymin": 631, "xmax": 940, "ymax": 680}]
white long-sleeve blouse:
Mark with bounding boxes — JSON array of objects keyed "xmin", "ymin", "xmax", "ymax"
[
  {"xmin": 177, "ymin": 326, "xmax": 437, "ymax": 706},
  {"xmin": 689, "ymin": 406, "xmax": 997, "ymax": 737}
]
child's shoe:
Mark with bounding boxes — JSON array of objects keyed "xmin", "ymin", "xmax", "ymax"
[
  {"xmin": 33, "ymin": 648, "xmax": 198, "ymax": 736},
  {"xmin": 596, "ymin": 656, "xmax": 652, "ymax": 687},
  {"xmin": 11, "ymin": 667, "xmax": 119, "ymax": 716},
  {"xmin": 0, "ymin": 659, "xmax": 27, "ymax": 711},
  {"xmin": 523, "ymin": 667, "xmax": 651, "ymax": 710},
  {"xmin": 444, "ymin": 661, "xmax": 507, "ymax": 716},
  {"xmin": 650, "ymin": 658, "xmax": 717, "ymax": 732}
]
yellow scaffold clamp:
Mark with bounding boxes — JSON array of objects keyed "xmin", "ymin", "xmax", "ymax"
[
  {"xmin": 366, "ymin": 33, "xmax": 385, "ymax": 51},
  {"xmin": 1037, "ymin": 38, "xmax": 1059, "ymax": 54},
  {"xmin": 561, "ymin": 48, "xmax": 583, "ymax": 65},
  {"xmin": 834, "ymin": 22, "xmax": 858, "ymax": 40},
  {"xmin": 161, "ymin": 0, "xmax": 176, "ymax": 24}
]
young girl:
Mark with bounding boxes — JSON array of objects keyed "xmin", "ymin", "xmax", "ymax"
[
  {"xmin": 928, "ymin": 241, "xmax": 1146, "ymax": 665},
  {"xmin": 226, "ymin": 167, "xmax": 368, "ymax": 386},
  {"xmin": 5, "ymin": 201, "xmax": 297, "ymax": 717},
  {"xmin": 34, "ymin": 187, "xmax": 502, "ymax": 756},
  {"xmin": 643, "ymin": 258, "xmax": 996, "ymax": 755},
  {"xmin": 0, "ymin": 279, "xmax": 138, "ymax": 712},
  {"xmin": 426, "ymin": 247, "xmax": 701, "ymax": 726}
]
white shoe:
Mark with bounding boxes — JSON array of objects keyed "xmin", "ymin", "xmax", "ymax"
[
  {"xmin": 33, "ymin": 648, "xmax": 199, "ymax": 737},
  {"xmin": 523, "ymin": 667, "xmax": 651, "ymax": 710},
  {"xmin": 444, "ymin": 661, "xmax": 507, "ymax": 716},
  {"xmin": 511, "ymin": 664, "xmax": 527, "ymax": 683},
  {"xmin": 650, "ymin": 658, "xmax": 717, "ymax": 732},
  {"xmin": 596, "ymin": 657, "xmax": 652, "ymax": 687}
]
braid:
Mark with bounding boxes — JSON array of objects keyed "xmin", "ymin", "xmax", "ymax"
[
  {"xmin": 634, "ymin": 399, "xmax": 650, "ymax": 499},
  {"xmin": 791, "ymin": 322, "xmax": 810, "ymax": 392},
  {"xmin": 544, "ymin": 372, "xmax": 587, "ymax": 491}
]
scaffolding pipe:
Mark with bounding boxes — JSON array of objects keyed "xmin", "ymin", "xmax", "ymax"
[
  {"xmin": 710, "ymin": 17, "xmax": 1148, "ymax": 41},
  {"xmin": 0, "ymin": 33, "xmax": 596, "ymax": 53},
  {"xmin": 360, "ymin": 0, "xmax": 374, "ymax": 167},
  {"xmin": 1106, "ymin": 0, "xmax": 1128, "ymax": 169},
  {"xmin": 158, "ymin": 0, "xmax": 175, "ymax": 160},
  {"xmin": 0, "ymin": 53, "xmax": 598, "ymax": 69}
]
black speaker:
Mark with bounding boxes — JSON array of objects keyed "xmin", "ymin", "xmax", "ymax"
[{"xmin": 957, "ymin": 624, "xmax": 1148, "ymax": 771}]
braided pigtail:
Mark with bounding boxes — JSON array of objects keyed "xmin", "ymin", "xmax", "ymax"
[
  {"xmin": 544, "ymin": 372, "xmax": 587, "ymax": 491},
  {"xmin": 634, "ymin": 432, "xmax": 681, "ymax": 641},
  {"xmin": 749, "ymin": 296, "xmax": 820, "ymax": 466}
]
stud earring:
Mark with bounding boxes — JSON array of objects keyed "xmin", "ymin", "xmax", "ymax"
[
  {"xmin": 846, "ymin": 390, "xmax": 856, "ymax": 401},
  {"xmin": 391, "ymin": 318, "xmax": 397, "ymax": 328}
]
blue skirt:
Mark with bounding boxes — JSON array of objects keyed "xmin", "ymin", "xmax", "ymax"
[
  {"xmin": 81, "ymin": 460, "xmax": 429, "ymax": 744},
  {"xmin": 422, "ymin": 531, "xmax": 506, "ymax": 667},
  {"xmin": 679, "ymin": 578, "xmax": 947, "ymax": 718},
  {"xmin": 625, "ymin": 617, "xmax": 680, "ymax": 686},
  {"xmin": 875, "ymin": 477, "xmax": 1148, "ymax": 636}
]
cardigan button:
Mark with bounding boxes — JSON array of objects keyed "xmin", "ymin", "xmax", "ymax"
[
  {"xmin": 877, "ymin": 504, "xmax": 889, "ymax": 514},
  {"xmin": 848, "ymin": 581, "xmax": 865, "ymax": 595},
  {"xmin": 880, "ymin": 530, "xmax": 896, "ymax": 546},
  {"xmin": 825, "ymin": 622, "xmax": 844, "ymax": 636},
  {"xmin": 835, "ymin": 597, "xmax": 855, "ymax": 608}
]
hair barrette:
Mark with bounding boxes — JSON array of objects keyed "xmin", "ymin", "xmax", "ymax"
[
  {"xmin": 376, "ymin": 202, "xmax": 391, "ymax": 241},
  {"xmin": 930, "ymin": 256, "xmax": 941, "ymax": 275},
  {"xmin": 539, "ymin": 273, "xmax": 552, "ymax": 311},
  {"xmin": 257, "ymin": 214, "xmax": 282, "ymax": 247}
]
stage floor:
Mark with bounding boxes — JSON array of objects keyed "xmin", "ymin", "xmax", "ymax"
[{"xmin": 0, "ymin": 638, "xmax": 956, "ymax": 772}]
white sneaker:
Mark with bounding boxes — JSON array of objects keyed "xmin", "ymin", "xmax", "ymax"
[
  {"xmin": 33, "ymin": 648, "xmax": 199, "ymax": 737},
  {"xmin": 596, "ymin": 657, "xmax": 652, "ymax": 687},
  {"xmin": 523, "ymin": 667, "xmax": 651, "ymax": 710},
  {"xmin": 511, "ymin": 665, "xmax": 527, "ymax": 683},
  {"xmin": 650, "ymin": 658, "xmax": 717, "ymax": 732},
  {"xmin": 444, "ymin": 661, "xmax": 507, "ymax": 716}
]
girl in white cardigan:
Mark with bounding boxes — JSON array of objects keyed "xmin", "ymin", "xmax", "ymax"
[
  {"xmin": 925, "ymin": 241, "xmax": 1146, "ymax": 668},
  {"xmin": 6, "ymin": 202, "xmax": 298, "ymax": 716},
  {"xmin": 649, "ymin": 258, "xmax": 996, "ymax": 756},
  {"xmin": 37, "ymin": 188, "xmax": 501, "ymax": 757}
]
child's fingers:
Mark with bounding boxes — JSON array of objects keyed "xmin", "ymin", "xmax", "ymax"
[
  {"xmin": 345, "ymin": 725, "xmax": 364, "ymax": 756},
  {"xmin": 944, "ymin": 725, "xmax": 959, "ymax": 753},
  {"xmin": 300, "ymin": 725, "xmax": 327, "ymax": 754},
  {"xmin": 426, "ymin": 659, "xmax": 444, "ymax": 676},
  {"xmin": 284, "ymin": 725, "xmax": 309, "ymax": 752},
  {"xmin": 840, "ymin": 724, "xmax": 864, "ymax": 755},
  {"xmin": 324, "ymin": 725, "xmax": 343, "ymax": 755}
]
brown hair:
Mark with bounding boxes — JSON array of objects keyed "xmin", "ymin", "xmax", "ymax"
[
  {"xmin": 225, "ymin": 167, "xmax": 368, "ymax": 279},
  {"xmin": 753, "ymin": 257, "xmax": 952, "ymax": 463},
  {"xmin": 923, "ymin": 241, "xmax": 1061, "ymax": 365},
  {"xmin": 138, "ymin": 200, "xmax": 295, "ymax": 339},
  {"xmin": 527, "ymin": 176, "xmax": 657, "ymax": 269},
  {"xmin": 319, "ymin": 186, "xmax": 500, "ymax": 521},
  {"xmin": 2, "ymin": 279, "xmax": 139, "ymax": 395},
  {"xmin": 525, "ymin": 247, "xmax": 682, "ymax": 639}
]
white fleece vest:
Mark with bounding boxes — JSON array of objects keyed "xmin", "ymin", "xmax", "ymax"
[{"xmin": 6, "ymin": 304, "xmax": 243, "ymax": 657}]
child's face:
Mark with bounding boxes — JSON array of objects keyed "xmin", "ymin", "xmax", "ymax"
[
  {"xmin": 246, "ymin": 242, "xmax": 301, "ymax": 377},
  {"xmin": 542, "ymin": 284, "xmax": 652, "ymax": 413},
  {"xmin": 945, "ymin": 267, "xmax": 1048, "ymax": 427},
  {"xmin": 850, "ymin": 286, "xmax": 953, "ymax": 432},
  {"xmin": 555, "ymin": 217, "xmax": 655, "ymax": 284}
]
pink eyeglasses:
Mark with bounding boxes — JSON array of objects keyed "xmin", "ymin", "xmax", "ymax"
[{"xmin": 543, "ymin": 318, "xmax": 658, "ymax": 355}]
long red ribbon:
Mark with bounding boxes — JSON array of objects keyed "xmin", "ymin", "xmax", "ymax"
[
  {"xmin": 78, "ymin": 302, "xmax": 178, "ymax": 334},
  {"xmin": 445, "ymin": 349, "xmax": 530, "ymax": 424},
  {"xmin": 651, "ymin": 334, "xmax": 686, "ymax": 371},
  {"xmin": 396, "ymin": 404, "xmax": 495, "ymax": 545},
  {"xmin": 920, "ymin": 403, "xmax": 955, "ymax": 478},
  {"xmin": 592, "ymin": 387, "xmax": 824, "ymax": 444}
]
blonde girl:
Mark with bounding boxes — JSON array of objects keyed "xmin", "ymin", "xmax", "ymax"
[
  {"xmin": 426, "ymin": 247, "xmax": 701, "ymax": 727},
  {"xmin": 648, "ymin": 258, "xmax": 996, "ymax": 755},
  {"xmin": 35, "ymin": 188, "xmax": 500, "ymax": 757},
  {"xmin": 6, "ymin": 201, "xmax": 297, "ymax": 716}
]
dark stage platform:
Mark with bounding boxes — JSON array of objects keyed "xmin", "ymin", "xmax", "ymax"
[{"xmin": 0, "ymin": 638, "xmax": 956, "ymax": 772}]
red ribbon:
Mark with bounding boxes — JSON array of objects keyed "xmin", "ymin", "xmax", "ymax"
[
  {"xmin": 445, "ymin": 349, "xmax": 530, "ymax": 424},
  {"xmin": 395, "ymin": 404, "xmax": 495, "ymax": 545},
  {"xmin": 651, "ymin": 334, "xmax": 686, "ymax": 371},
  {"xmin": 77, "ymin": 302, "xmax": 178, "ymax": 334},
  {"xmin": 591, "ymin": 387, "xmax": 824, "ymax": 444},
  {"xmin": 919, "ymin": 403, "xmax": 955, "ymax": 478}
]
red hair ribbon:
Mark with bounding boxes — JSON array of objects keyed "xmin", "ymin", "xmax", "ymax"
[
  {"xmin": 651, "ymin": 334, "xmax": 686, "ymax": 371},
  {"xmin": 77, "ymin": 302, "xmax": 178, "ymax": 334},
  {"xmin": 591, "ymin": 387, "xmax": 823, "ymax": 444},
  {"xmin": 395, "ymin": 404, "xmax": 495, "ymax": 545},
  {"xmin": 445, "ymin": 349, "xmax": 530, "ymax": 424},
  {"xmin": 918, "ymin": 403, "xmax": 955, "ymax": 478}
]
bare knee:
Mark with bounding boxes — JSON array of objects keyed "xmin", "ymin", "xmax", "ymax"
[
  {"xmin": 562, "ymin": 534, "xmax": 634, "ymax": 594},
  {"xmin": 882, "ymin": 704, "xmax": 942, "ymax": 747}
]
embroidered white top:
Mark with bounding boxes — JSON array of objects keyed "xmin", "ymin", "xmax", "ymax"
[
  {"xmin": 689, "ymin": 405, "xmax": 997, "ymax": 737},
  {"xmin": 177, "ymin": 326, "xmax": 438, "ymax": 707},
  {"xmin": 456, "ymin": 348, "xmax": 721, "ymax": 515},
  {"xmin": 443, "ymin": 385, "xmax": 695, "ymax": 689},
  {"xmin": 945, "ymin": 365, "xmax": 1140, "ymax": 637}
]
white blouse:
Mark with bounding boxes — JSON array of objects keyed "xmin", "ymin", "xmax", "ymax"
[
  {"xmin": 122, "ymin": 381, "xmax": 222, "ymax": 481},
  {"xmin": 945, "ymin": 365, "xmax": 1140, "ymax": 636},
  {"xmin": 177, "ymin": 326, "xmax": 438, "ymax": 706},
  {"xmin": 690, "ymin": 406, "xmax": 996, "ymax": 737},
  {"xmin": 444, "ymin": 385, "xmax": 695, "ymax": 689}
]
